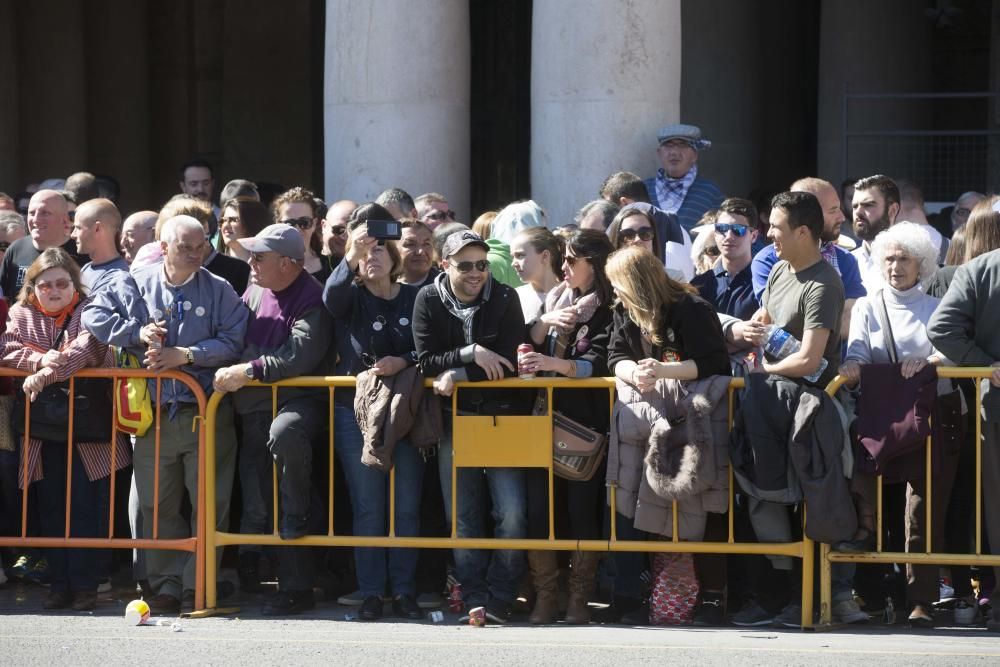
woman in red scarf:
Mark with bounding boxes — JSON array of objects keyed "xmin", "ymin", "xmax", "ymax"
[{"xmin": 0, "ymin": 248, "xmax": 120, "ymax": 611}]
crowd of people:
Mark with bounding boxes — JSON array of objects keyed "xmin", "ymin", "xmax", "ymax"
[{"xmin": 0, "ymin": 123, "xmax": 997, "ymax": 632}]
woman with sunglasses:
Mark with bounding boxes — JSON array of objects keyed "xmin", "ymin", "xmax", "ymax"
[
  {"xmin": 510, "ymin": 227, "xmax": 563, "ymax": 323},
  {"xmin": 603, "ymin": 245, "xmax": 730, "ymax": 625},
  {"xmin": 0, "ymin": 248, "xmax": 122, "ymax": 612},
  {"xmin": 518, "ymin": 229, "xmax": 615, "ymax": 625},
  {"xmin": 273, "ymin": 186, "xmax": 331, "ymax": 284},
  {"xmin": 322, "ymin": 202, "xmax": 424, "ymax": 622},
  {"xmin": 608, "ymin": 202, "xmax": 696, "ymax": 281},
  {"xmin": 216, "ymin": 199, "xmax": 271, "ymax": 262}
]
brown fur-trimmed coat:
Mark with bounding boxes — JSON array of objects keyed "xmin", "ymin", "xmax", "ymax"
[{"xmin": 606, "ymin": 374, "xmax": 731, "ymax": 540}]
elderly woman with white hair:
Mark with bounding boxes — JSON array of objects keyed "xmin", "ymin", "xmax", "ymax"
[{"xmin": 837, "ymin": 221, "xmax": 962, "ymax": 629}]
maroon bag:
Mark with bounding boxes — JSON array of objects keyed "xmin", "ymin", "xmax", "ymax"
[{"xmin": 649, "ymin": 552, "xmax": 699, "ymax": 625}]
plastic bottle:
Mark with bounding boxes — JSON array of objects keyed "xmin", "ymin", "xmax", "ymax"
[{"xmin": 761, "ymin": 324, "xmax": 827, "ymax": 383}]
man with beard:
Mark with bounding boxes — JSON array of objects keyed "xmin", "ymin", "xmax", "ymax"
[
  {"xmin": 752, "ymin": 178, "xmax": 865, "ymax": 337},
  {"xmin": 412, "ymin": 230, "xmax": 527, "ymax": 625},
  {"xmin": 851, "ymin": 174, "xmax": 900, "ymax": 292}
]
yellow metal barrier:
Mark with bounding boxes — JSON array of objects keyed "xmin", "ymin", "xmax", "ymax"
[
  {"xmin": 0, "ymin": 367, "xmax": 209, "ymax": 612},
  {"xmin": 819, "ymin": 367, "xmax": 1000, "ymax": 626},
  {"xmin": 202, "ymin": 375, "xmax": 816, "ymax": 627}
]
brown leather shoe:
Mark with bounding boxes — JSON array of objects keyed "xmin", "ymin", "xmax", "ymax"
[
  {"xmin": 527, "ymin": 551, "xmax": 560, "ymax": 625},
  {"xmin": 147, "ymin": 593, "xmax": 181, "ymax": 614},
  {"xmin": 43, "ymin": 591, "xmax": 73, "ymax": 610},
  {"xmin": 72, "ymin": 591, "xmax": 98, "ymax": 611}
]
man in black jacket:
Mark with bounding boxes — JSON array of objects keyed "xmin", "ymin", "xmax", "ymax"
[{"xmin": 412, "ymin": 230, "xmax": 527, "ymax": 625}]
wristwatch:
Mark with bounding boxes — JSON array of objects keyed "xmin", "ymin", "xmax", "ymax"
[
  {"xmin": 184, "ymin": 348, "xmax": 195, "ymax": 365},
  {"xmin": 243, "ymin": 365, "xmax": 255, "ymax": 380}
]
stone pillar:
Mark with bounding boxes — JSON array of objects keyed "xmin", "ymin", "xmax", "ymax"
[
  {"xmin": 530, "ymin": 0, "xmax": 681, "ymax": 228},
  {"xmin": 324, "ymin": 0, "xmax": 471, "ymax": 220},
  {"xmin": 816, "ymin": 0, "xmax": 934, "ymax": 185}
]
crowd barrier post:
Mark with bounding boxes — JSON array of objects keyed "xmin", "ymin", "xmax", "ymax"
[
  {"xmin": 200, "ymin": 375, "xmax": 816, "ymax": 628},
  {"xmin": 818, "ymin": 367, "xmax": 999, "ymax": 627},
  {"xmin": 0, "ymin": 367, "xmax": 208, "ymax": 613}
]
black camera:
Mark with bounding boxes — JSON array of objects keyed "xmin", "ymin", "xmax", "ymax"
[{"xmin": 366, "ymin": 219, "xmax": 402, "ymax": 241}]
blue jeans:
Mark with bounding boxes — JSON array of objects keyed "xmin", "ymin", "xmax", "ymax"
[
  {"xmin": 334, "ymin": 403, "xmax": 424, "ymax": 598},
  {"xmin": 438, "ymin": 422, "xmax": 526, "ymax": 606}
]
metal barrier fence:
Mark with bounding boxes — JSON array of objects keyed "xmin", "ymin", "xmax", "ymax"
[
  {"xmin": 819, "ymin": 366, "xmax": 1000, "ymax": 626},
  {"xmin": 0, "ymin": 367, "xmax": 209, "ymax": 612},
  {"xmin": 203, "ymin": 375, "xmax": 817, "ymax": 627}
]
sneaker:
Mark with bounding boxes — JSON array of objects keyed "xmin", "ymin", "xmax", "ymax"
[
  {"xmin": 23, "ymin": 558, "xmax": 50, "ymax": 585},
  {"xmin": 773, "ymin": 603, "xmax": 803, "ymax": 628},
  {"xmin": 97, "ymin": 578, "xmax": 112, "ymax": 594},
  {"xmin": 337, "ymin": 590, "xmax": 365, "ymax": 606},
  {"xmin": 954, "ymin": 599, "xmax": 981, "ymax": 626},
  {"xmin": 832, "ymin": 598, "xmax": 869, "ymax": 624},
  {"xmin": 9, "ymin": 554, "xmax": 32, "ymax": 579},
  {"xmin": 692, "ymin": 596, "xmax": 725, "ymax": 626},
  {"xmin": 730, "ymin": 599, "xmax": 774, "ymax": 627},
  {"xmin": 484, "ymin": 598, "xmax": 512, "ymax": 624}
]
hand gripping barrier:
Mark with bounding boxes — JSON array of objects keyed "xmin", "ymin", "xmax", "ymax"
[
  {"xmin": 202, "ymin": 375, "xmax": 817, "ymax": 627},
  {"xmin": 819, "ymin": 367, "xmax": 1000, "ymax": 626},
  {"xmin": 0, "ymin": 367, "xmax": 209, "ymax": 612}
]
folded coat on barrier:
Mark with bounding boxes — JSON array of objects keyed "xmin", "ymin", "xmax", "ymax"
[{"xmin": 606, "ymin": 374, "xmax": 732, "ymax": 540}]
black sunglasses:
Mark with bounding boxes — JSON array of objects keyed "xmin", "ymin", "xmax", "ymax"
[
  {"xmin": 564, "ymin": 255, "xmax": 591, "ymax": 266},
  {"xmin": 450, "ymin": 259, "xmax": 489, "ymax": 273},
  {"xmin": 425, "ymin": 210, "xmax": 456, "ymax": 222},
  {"xmin": 281, "ymin": 217, "xmax": 313, "ymax": 229},
  {"xmin": 619, "ymin": 227, "xmax": 654, "ymax": 242},
  {"xmin": 714, "ymin": 223, "xmax": 749, "ymax": 237}
]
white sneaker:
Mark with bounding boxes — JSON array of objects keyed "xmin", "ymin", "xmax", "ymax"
[
  {"xmin": 97, "ymin": 578, "xmax": 112, "ymax": 594},
  {"xmin": 832, "ymin": 598, "xmax": 869, "ymax": 624},
  {"xmin": 337, "ymin": 590, "xmax": 364, "ymax": 606}
]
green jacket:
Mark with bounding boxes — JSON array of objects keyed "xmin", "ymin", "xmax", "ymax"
[{"xmin": 486, "ymin": 238, "xmax": 523, "ymax": 288}]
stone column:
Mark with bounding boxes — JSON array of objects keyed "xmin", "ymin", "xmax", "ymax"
[
  {"xmin": 530, "ymin": 0, "xmax": 681, "ymax": 228},
  {"xmin": 324, "ymin": 0, "xmax": 471, "ymax": 220}
]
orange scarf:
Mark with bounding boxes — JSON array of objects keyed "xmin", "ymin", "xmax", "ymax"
[{"xmin": 37, "ymin": 292, "xmax": 81, "ymax": 332}]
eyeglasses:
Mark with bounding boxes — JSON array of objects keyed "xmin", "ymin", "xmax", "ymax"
[
  {"xmin": 281, "ymin": 217, "xmax": 313, "ymax": 229},
  {"xmin": 425, "ymin": 210, "xmax": 456, "ymax": 222},
  {"xmin": 329, "ymin": 225, "xmax": 347, "ymax": 236},
  {"xmin": 714, "ymin": 223, "xmax": 749, "ymax": 237},
  {"xmin": 564, "ymin": 255, "xmax": 591, "ymax": 266},
  {"xmin": 35, "ymin": 278, "xmax": 72, "ymax": 292},
  {"xmin": 450, "ymin": 259, "xmax": 489, "ymax": 273},
  {"xmin": 618, "ymin": 227, "xmax": 654, "ymax": 242},
  {"xmin": 703, "ymin": 246, "xmax": 721, "ymax": 257}
]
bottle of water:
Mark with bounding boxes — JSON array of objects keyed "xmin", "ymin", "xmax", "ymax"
[{"xmin": 762, "ymin": 324, "xmax": 827, "ymax": 383}]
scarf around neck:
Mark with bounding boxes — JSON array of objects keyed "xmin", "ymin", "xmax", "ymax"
[
  {"xmin": 434, "ymin": 271, "xmax": 493, "ymax": 344},
  {"xmin": 37, "ymin": 291, "xmax": 81, "ymax": 333}
]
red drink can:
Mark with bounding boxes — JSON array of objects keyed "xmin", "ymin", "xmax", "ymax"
[
  {"xmin": 517, "ymin": 343, "xmax": 535, "ymax": 379},
  {"xmin": 468, "ymin": 606, "xmax": 486, "ymax": 626},
  {"xmin": 448, "ymin": 583, "xmax": 464, "ymax": 613}
]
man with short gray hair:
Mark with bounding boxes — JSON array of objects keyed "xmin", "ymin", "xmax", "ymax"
[
  {"xmin": 952, "ymin": 191, "xmax": 986, "ymax": 231},
  {"xmin": 126, "ymin": 215, "xmax": 247, "ymax": 613},
  {"xmin": 0, "ymin": 210, "xmax": 26, "ymax": 264},
  {"xmin": 575, "ymin": 200, "xmax": 619, "ymax": 231},
  {"xmin": 375, "ymin": 187, "xmax": 417, "ymax": 220}
]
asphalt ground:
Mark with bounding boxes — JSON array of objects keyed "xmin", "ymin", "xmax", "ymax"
[{"xmin": 2, "ymin": 576, "xmax": 1000, "ymax": 665}]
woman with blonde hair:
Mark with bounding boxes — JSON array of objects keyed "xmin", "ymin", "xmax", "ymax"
[{"xmin": 603, "ymin": 245, "xmax": 730, "ymax": 624}]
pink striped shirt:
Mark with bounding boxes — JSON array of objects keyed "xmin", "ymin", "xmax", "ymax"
[{"xmin": 0, "ymin": 298, "xmax": 131, "ymax": 486}]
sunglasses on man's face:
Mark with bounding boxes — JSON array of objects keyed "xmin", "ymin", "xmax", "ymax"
[
  {"xmin": 281, "ymin": 217, "xmax": 313, "ymax": 229},
  {"xmin": 425, "ymin": 210, "xmax": 456, "ymax": 222},
  {"xmin": 328, "ymin": 224, "xmax": 347, "ymax": 236},
  {"xmin": 450, "ymin": 259, "xmax": 489, "ymax": 273},
  {"xmin": 619, "ymin": 227, "xmax": 654, "ymax": 242},
  {"xmin": 714, "ymin": 223, "xmax": 749, "ymax": 237}
]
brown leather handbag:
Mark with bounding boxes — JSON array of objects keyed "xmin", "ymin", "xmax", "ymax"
[{"xmin": 552, "ymin": 411, "xmax": 607, "ymax": 482}]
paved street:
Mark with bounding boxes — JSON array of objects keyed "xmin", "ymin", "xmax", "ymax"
[{"xmin": 2, "ymin": 581, "xmax": 1000, "ymax": 665}]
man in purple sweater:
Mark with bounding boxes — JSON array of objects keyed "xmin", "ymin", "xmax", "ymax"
[{"xmin": 213, "ymin": 223, "xmax": 333, "ymax": 615}]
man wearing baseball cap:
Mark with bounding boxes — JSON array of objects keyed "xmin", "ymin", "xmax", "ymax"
[
  {"xmin": 212, "ymin": 223, "xmax": 334, "ymax": 615},
  {"xmin": 412, "ymin": 230, "xmax": 529, "ymax": 625},
  {"xmin": 643, "ymin": 123, "xmax": 725, "ymax": 232}
]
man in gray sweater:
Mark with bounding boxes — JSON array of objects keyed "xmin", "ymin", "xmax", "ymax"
[{"xmin": 927, "ymin": 246, "xmax": 1000, "ymax": 632}]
